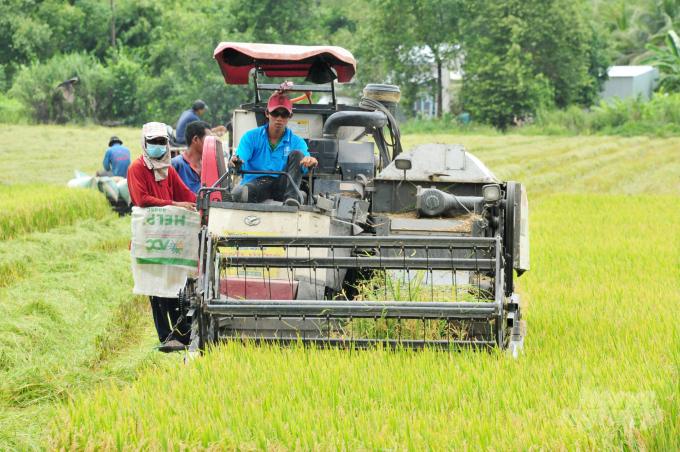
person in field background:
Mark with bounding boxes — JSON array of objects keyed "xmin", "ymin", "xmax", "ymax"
[
  {"xmin": 171, "ymin": 121, "xmax": 211, "ymax": 194},
  {"xmin": 174, "ymin": 100, "xmax": 208, "ymax": 145},
  {"xmin": 97, "ymin": 136, "xmax": 130, "ymax": 177},
  {"xmin": 127, "ymin": 121, "xmax": 197, "ymax": 352}
]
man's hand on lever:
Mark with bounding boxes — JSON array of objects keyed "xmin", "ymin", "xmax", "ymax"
[
  {"xmin": 173, "ymin": 201, "xmax": 197, "ymax": 211},
  {"xmin": 229, "ymin": 155, "xmax": 244, "ymax": 168},
  {"xmin": 301, "ymin": 156, "xmax": 318, "ymax": 169}
]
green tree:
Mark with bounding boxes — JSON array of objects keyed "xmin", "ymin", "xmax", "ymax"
[
  {"xmin": 594, "ymin": 0, "xmax": 680, "ymax": 64},
  {"xmin": 230, "ymin": 0, "xmax": 317, "ymax": 44},
  {"xmin": 10, "ymin": 52, "xmax": 112, "ymax": 124},
  {"xmin": 349, "ymin": 0, "xmax": 462, "ymax": 118},
  {"xmin": 642, "ymin": 29, "xmax": 680, "ymax": 91},
  {"xmin": 462, "ymin": 0, "xmax": 600, "ymax": 128}
]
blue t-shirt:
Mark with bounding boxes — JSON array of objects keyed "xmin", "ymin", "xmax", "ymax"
[
  {"xmin": 235, "ymin": 124, "xmax": 310, "ymax": 185},
  {"xmin": 171, "ymin": 153, "xmax": 201, "ymax": 194},
  {"xmin": 175, "ymin": 109, "xmax": 200, "ymax": 144},
  {"xmin": 103, "ymin": 143, "xmax": 131, "ymax": 177}
]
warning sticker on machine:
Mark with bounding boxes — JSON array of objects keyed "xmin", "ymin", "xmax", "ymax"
[
  {"xmin": 218, "ymin": 231, "xmax": 283, "ymax": 277},
  {"xmin": 288, "ymin": 120, "xmax": 309, "ymax": 134}
]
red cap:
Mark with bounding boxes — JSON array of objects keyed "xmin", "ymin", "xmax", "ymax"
[{"xmin": 267, "ymin": 94, "xmax": 293, "ymax": 114}]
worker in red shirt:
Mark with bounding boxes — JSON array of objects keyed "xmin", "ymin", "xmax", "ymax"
[
  {"xmin": 127, "ymin": 121, "xmax": 197, "ymax": 352},
  {"xmin": 128, "ymin": 122, "xmax": 197, "ymax": 210}
]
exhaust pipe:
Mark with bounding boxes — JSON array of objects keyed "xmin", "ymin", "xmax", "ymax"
[{"xmin": 323, "ymin": 111, "xmax": 388, "ymax": 138}]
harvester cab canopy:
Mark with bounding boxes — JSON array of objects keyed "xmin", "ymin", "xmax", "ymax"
[
  {"xmin": 213, "ymin": 42, "xmax": 356, "ymax": 84},
  {"xmin": 184, "ymin": 42, "xmax": 530, "ymax": 357}
]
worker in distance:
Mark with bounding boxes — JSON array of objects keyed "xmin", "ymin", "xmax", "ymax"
[
  {"xmin": 173, "ymin": 100, "xmax": 225, "ymax": 145},
  {"xmin": 127, "ymin": 122, "xmax": 197, "ymax": 352},
  {"xmin": 97, "ymin": 136, "xmax": 130, "ymax": 178},
  {"xmin": 229, "ymin": 93, "xmax": 317, "ymax": 206}
]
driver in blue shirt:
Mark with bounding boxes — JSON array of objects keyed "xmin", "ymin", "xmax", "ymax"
[{"xmin": 229, "ymin": 94, "xmax": 317, "ymax": 207}]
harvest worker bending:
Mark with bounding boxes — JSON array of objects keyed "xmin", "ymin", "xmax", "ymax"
[
  {"xmin": 127, "ymin": 122, "xmax": 197, "ymax": 352},
  {"xmin": 229, "ymin": 94, "xmax": 317, "ymax": 206}
]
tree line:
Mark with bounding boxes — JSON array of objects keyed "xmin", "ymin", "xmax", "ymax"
[{"xmin": 0, "ymin": 0, "xmax": 678, "ymax": 130}]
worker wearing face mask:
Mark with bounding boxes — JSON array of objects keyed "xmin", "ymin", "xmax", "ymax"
[
  {"xmin": 127, "ymin": 122, "xmax": 198, "ymax": 352},
  {"xmin": 127, "ymin": 122, "xmax": 197, "ymax": 210}
]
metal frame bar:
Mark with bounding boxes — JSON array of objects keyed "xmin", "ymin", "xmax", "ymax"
[
  {"xmin": 218, "ymin": 337, "xmax": 495, "ymax": 350},
  {"xmin": 207, "ymin": 300, "xmax": 495, "ymax": 319},
  {"xmin": 217, "ymin": 235, "xmax": 497, "ymax": 249},
  {"xmin": 257, "ymin": 83, "xmax": 333, "ymax": 93},
  {"xmin": 493, "ymin": 234, "xmax": 505, "ymax": 347},
  {"xmin": 222, "ymin": 256, "xmax": 495, "ymax": 270}
]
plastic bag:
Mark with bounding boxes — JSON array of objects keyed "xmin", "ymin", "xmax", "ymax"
[
  {"xmin": 117, "ymin": 179, "xmax": 130, "ymax": 205},
  {"xmin": 96, "ymin": 176, "xmax": 119, "ymax": 203},
  {"xmin": 67, "ymin": 177, "xmax": 96, "ymax": 189},
  {"xmin": 130, "ymin": 206, "xmax": 200, "ymax": 297}
]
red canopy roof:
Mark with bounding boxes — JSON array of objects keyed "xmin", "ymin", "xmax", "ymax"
[{"xmin": 213, "ymin": 43, "xmax": 356, "ymax": 85}]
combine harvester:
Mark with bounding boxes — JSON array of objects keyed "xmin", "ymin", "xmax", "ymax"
[{"xmin": 180, "ymin": 43, "xmax": 530, "ymax": 355}]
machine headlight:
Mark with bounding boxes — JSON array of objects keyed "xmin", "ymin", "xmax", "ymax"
[
  {"xmin": 483, "ymin": 184, "xmax": 501, "ymax": 202},
  {"xmin": 394, "ymin": 155, "xmax": 412, "ymax": 170}
]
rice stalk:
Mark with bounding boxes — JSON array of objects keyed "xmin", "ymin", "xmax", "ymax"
[{"xmin": 0, "ymin": 184, "xmax": 112, "ymax": 240}]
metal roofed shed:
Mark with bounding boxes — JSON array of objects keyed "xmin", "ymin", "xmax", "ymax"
[
  {"xmin": 213, "ymin": 42, "xmax": 357, "ymax": 85},
  {"xmin": 601, "ymin": 66, "xmax": 659, "ymax": 102}
]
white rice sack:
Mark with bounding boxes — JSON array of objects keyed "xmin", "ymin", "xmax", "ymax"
[
  {"xmin": 96, "ymin": 176, "xmax": 119, "ymax": 203},
  {"xmin": 130, "ymin": 206, "xmax": 201, "ymax": 297},
  {"xmin": 67, "ymin": 176, "xmax": 96, "ymax": 189},
  {"xmin": 117, "ymin": 179, "xmax": 130, "ymax": 205}
]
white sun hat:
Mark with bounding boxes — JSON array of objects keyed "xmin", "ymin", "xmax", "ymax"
[{"xmin": 142, "ymin": 122, "xmax": 169, "ymax": 139}]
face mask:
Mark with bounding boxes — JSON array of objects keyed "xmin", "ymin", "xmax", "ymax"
[{"xmin": 146, "ymin": 145, "xmax": 166, "ymax": 159}]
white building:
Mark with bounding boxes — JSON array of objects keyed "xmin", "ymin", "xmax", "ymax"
[
  {"xmin": 601, "ymin": 66, "xmax": 659, "ymax": 102},
  {"xmin": 413, "ymin": 67, "xmax": 462, "ymax": 117}
]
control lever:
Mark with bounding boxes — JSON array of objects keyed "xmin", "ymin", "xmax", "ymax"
[
  {"xmin": 229, "ymin": 156, "xmax": 244, "ymax": 169},
  {"xmin": 307, "ymin": 166, "xmax": 315, "ymax": 206}
]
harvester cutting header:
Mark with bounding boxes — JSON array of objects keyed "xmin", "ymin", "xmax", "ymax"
[{"xmin": 180, "ymin": 42, "xmax": 530, "ymax": 355}]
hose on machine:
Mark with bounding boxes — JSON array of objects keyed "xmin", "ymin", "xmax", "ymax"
[{"xmin": 358, "ymin": 97, "xmax": 403, "ymax": 167}]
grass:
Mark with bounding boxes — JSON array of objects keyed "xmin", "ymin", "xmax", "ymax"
[
  {"xmin": 0, "ymin": 125, "xmax": 141, "ymax": 186},
  {"xmin": 0, "ymin": 184, "xmax": 112, "ymax": 241},
  {"xmin": 0, "ymin": 209, "xmax": 167, "ymax": 451},
  {"xmin": 51, "ymin": 195, "xmax": 680, "ymax": 450},
  {"xmin": 402, "ymin": 134, "xmax": 680, "ymax": 196},
  {"xmin": 0, "ymin": 125, "xmax": 678, "ymax": 450}
]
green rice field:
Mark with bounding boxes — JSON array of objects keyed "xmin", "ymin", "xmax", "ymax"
[
  {"xmin": 0, "ymin": 125, "xmax": 678, "ymax": 451},
  {"xmin": 0, "ymin": 184, "xmax": 111, "ymax": 241}
]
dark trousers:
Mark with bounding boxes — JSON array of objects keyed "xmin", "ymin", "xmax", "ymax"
[
  {"xmin": 149, "ymin": 296, "xmax": 190, "ymax": 345},
  {"xmin": 243, "ymin": 150, "xmax": 304, "ymax": 203}
]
